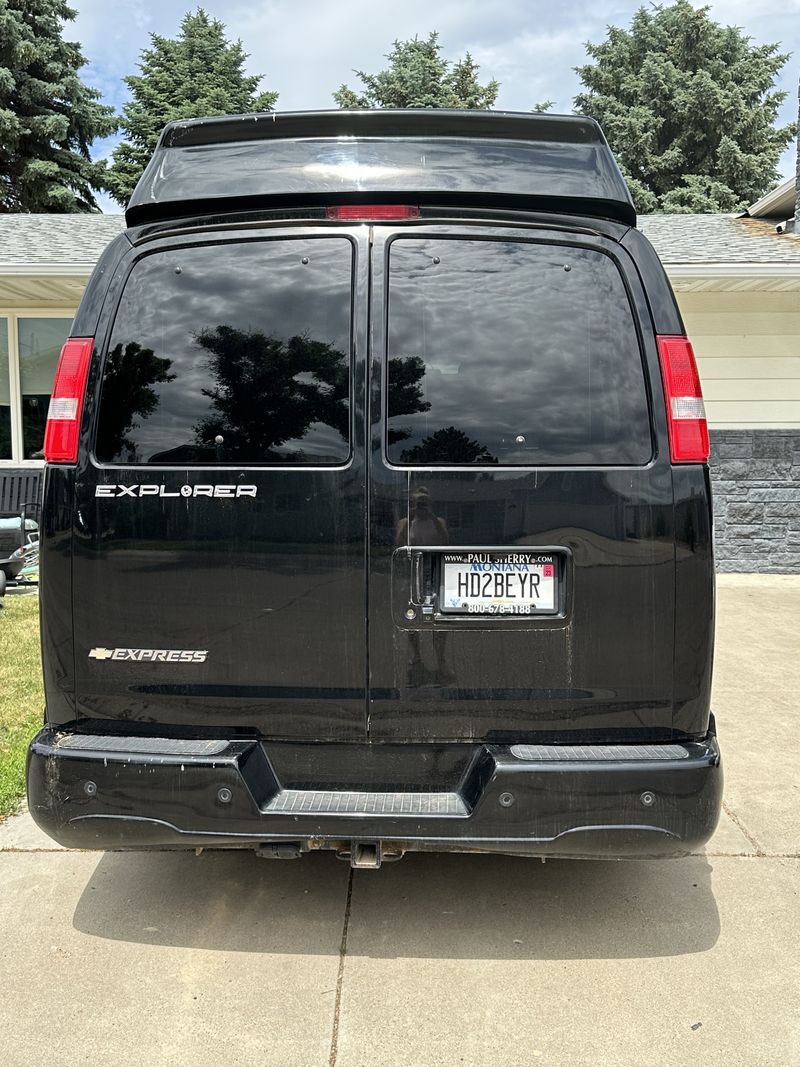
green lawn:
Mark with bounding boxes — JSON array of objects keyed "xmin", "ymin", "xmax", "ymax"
[{"xmin": 0, "ymin": 595, "xmax": 43, "ymax": 818}]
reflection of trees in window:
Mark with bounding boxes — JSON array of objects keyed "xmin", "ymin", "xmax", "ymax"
[
  {"xmin": 193, "ymin": 326, "xmax": 349, "ymax": 458},
  {"xmin": 0, "ymin": 409, "xmax": 12, "ymax": 460},
  {"xmin": 96, "ymin": 342, "xmax": 176, "ymax": 462},
  {"xmin": 22, "ymin": 397, "xmax": 49, "ymax": 458},
  {"xmin": 400, "ymin": 426, "xmax": 497, "ymax": 464},
  {"xmin": 386, "ymin": 355, "xmax": 430, "ymax": 445}
]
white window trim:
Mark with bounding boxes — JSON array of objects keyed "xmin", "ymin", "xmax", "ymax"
[{"xmin": 0, "ymin": 307, "xmax": 76, "ymax": 466}]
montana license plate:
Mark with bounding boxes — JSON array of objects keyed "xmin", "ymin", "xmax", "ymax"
[{"xmin": 440, "ymin": 552, "xmax": 557, "ymax": 615}]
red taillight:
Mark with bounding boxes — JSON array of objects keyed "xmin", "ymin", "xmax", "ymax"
[
  {"xmin": 656, "ymin": 335, "xmax": 709, "ymax": 463},
  {"xmin": 43, "ymin": 337, "xmax": 94, "ymax": 463},
  {"xmin": 326, "ymin": 204, "xmax": 420, "ymax": 220}
]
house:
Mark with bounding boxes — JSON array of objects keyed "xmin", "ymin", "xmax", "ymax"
[
  {"xmin": 0, "ymin": 215, "xmax": 125, "ymax": 513},
  {"xmin": 639, "ymin": 199, "xmax": 800, "ymax": 571},
  {"xmin": 1, "ymin": 199, "xmax": 798, "ymax": 570}
]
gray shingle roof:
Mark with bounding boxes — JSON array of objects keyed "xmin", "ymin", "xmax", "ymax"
[
  {"xmin": 0, "ymin": 210, "xmax": 798, "ymax": 271},
  {"xmin": 639, "ymin": 213, "xmax": 800, "ymax": 265},
  {"xmin": 0, "ymin": 213, "xmax": 126, "ymax": 270}
]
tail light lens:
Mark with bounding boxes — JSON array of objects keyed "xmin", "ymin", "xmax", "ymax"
[
  {"xmin": 43, "ymin": 337, "xmax": 94, "ymax": 463},
  {"xmin": 326, "ymin": 204, "xmax": 420, "ymax": 220},
  {"xmin": 656, "ymin": 335, "xmax": 709, "ymax": 463}
]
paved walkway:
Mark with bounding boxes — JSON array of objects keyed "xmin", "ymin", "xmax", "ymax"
[{"xmin": 1, "ymin": 574, "xmax": 798, "ymax": 1066}]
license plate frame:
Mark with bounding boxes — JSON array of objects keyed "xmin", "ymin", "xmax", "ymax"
[{"xmin": 439, "ymin": 551, "xmax": 559, "ymax": 617}]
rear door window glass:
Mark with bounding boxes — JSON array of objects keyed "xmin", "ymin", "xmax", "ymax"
[
  {"xmin": 95, "ymin": 238, "xmax": 353, "ymax": 465},
  {"xmin": 386, "ymin": 238, "xmax": 652, "ymax": 466}
]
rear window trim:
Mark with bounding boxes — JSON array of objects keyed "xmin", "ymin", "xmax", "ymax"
[
  {"xmin": 380, "ymin": 229, "xmax": 657, "ymax": 472},
  {"xmin": 89, "ymin": 231, "xmax": 359, "ymax": 473}
]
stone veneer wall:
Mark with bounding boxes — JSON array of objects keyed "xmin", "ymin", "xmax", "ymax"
[{"xmin": 709, "ymin": 430, "xmax": 800, "ymax": 573}]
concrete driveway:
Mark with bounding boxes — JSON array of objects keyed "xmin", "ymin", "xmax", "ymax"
[{"xmin": 1, "ymin": 574, "xmax": 798, "ymax": 1067}]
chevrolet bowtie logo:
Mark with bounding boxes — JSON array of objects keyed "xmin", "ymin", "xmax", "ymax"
[{"xmin": 88, "ymin": 647, "xmax": 114, "ymax": 660}]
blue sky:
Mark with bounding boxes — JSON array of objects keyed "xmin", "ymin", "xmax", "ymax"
[{"xmin": 69, "ymin": 0, "xmax": 800, "ymax": 212}]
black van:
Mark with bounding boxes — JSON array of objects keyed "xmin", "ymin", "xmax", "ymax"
[{"xmin": 27, "ymin": 111, "xmax": 721, "ymax": 865}]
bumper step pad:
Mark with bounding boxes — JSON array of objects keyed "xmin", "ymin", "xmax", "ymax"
[
  {"xmin": 266, "ymin": 789, "xmax": 467, "ymax": 817},
  {"xmin": 510, "ymin": 743, "xmax": 690, "ymax": 761}
]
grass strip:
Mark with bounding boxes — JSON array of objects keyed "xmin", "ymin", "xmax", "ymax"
[{"xmin": 0, "ymin": 595, "xmax": 43, "ymax": 819}]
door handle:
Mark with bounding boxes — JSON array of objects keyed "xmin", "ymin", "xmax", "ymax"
[{"xmin": 412, "ymin": 550, "xmax": 423, "ymax": 603}]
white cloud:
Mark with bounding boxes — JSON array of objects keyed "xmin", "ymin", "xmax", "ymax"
[{"xmin": 704, "ymin": 0, "xmax": 800, "ymax": 18}]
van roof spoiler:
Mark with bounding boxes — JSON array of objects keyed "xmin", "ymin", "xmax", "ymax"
[{"xmin": 125, "ymin": 109, "xmax": 636, "ymax": 228}]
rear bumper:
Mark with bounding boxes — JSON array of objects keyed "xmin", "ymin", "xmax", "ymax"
[{"xmin": 27, "ymin": 729, "xmax": 722, "ymax": 859}]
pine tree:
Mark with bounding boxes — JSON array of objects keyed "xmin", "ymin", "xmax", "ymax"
[
  {"xmin": 334, "ymin": 32, "xmax": 499, "ymax": 110},
  {"xmin": 107, "ymin": 8, "xmax": 278, "ymax": 206},
  {"xmin": 574, "ymin": 0, "xmax": 795, "ymax": 213},
  {"xmin": 0, "ymin": 0, "xmax": 116, "ymax": 213}
]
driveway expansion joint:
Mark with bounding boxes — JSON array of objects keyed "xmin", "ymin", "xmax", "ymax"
[
  {"xmin": 328, "ymin": 867, "xmax": 354, "ymax": 1067},
  {"xmin": 722, "ymin": 800, "xmax": 767, "ymax": 857}
]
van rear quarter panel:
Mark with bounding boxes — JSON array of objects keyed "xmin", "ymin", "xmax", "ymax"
[
  {"xmin": 40, "ymin": 234, "xmax": 134, "ymax": 727},
  {"xmin": 622, "ymin": 226, "xmax": 714, "ymax": 738},
  {"xmin": 39, "ymin": 467, "xmax": 76, "ymax": 724}
]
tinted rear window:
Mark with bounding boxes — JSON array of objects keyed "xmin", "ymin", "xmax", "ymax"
[
  {"xmin": 95, "ymin": 238, "xmax": 352, "ymax": 465},
  {"xmin": 386, "ymin": 238, "xmax": 652, "ymax": 466}
]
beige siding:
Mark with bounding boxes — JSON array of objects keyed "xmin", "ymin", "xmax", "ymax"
[{"xmin": 676, "ymin": 290, "xmax": 800, "ymax": 428}]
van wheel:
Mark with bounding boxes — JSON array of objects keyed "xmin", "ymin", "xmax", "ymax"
[{"xmin": 0, "ymin": 570, "xmax": 6, "ymax": 598}]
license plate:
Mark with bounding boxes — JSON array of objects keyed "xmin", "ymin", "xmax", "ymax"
[{"xmin": 440, "ymin": 552, "xmax": 557, "ymax": 615}]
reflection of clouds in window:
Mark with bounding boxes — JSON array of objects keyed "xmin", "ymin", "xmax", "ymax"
[
  {"xmin": 158, "ymin": 139, "xmax": 613, "ymax": 201},
  {"xmin": 97, "ymin": 239, "xmax": 352, "ymax": 465},
  {"xmin": 387, "ymin": 239, "xmax": 651, "ymax": 466}
]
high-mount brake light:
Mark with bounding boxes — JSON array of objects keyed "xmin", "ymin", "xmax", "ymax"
[
  {"xmin": 326, "ymin": 204, "xmax": 420, "ymax": 221},
  {"xmin": 656, "ymin": 335, "xmax": 710, "ymax": 464},
  {"xmin": 43, "ymin": 337, "xmax": 94, "ymax": 463}
]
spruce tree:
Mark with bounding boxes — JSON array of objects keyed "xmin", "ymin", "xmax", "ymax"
[
  {"xmin": 107, "ymin": 9, "xmax": 278, "ymax": 206},
  {"xmin": 334, "ymin": 33, "xmax": 499, "ymax": 110},
  {"xmin": 575, "ymin": 0, "xmax": 795, "ymax": 213},
  {"xmin": 0, "ymin": 0, "xmax": 116, "ymax": 213}
]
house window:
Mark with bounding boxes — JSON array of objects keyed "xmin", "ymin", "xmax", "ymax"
[
  {"xmin": 0, "ymin": 320, "xmax": 11, "ymax": 460},
  {"xmin": 0, "ymin": 313, "xmax": 74, "ymax": 465},
  {"xmin": 18, "ymin": 318, "xmax": 72, "ymax": 459}
]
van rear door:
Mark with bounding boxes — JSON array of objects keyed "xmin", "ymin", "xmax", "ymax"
[
  {"xmin": 367, "ymin": 224, "xmax": 676, "ymax": 742},
  {"xmin": 72, "ymin": 228, "xmax": 369, "ymax": 740}
]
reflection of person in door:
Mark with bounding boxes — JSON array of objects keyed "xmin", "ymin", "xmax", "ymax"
[
  {"xmin": 395, "ymin": 487, "xmax": 449, "ymax": 548},
  {"xmin": 396, "ymin": 488, "xmax": 454, "ymax": 685}
]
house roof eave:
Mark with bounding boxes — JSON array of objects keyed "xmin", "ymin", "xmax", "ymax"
[
  {"xmin": 746, "ymin": 177, "xmax": 797, "ymax": 220},
  {"xmin": 0, "ymin": 264, "xmax": 94, "ymax": 277},
  {"xmin": 664, "ymin": 262, "xmax": 800, "ymax": 277}
]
